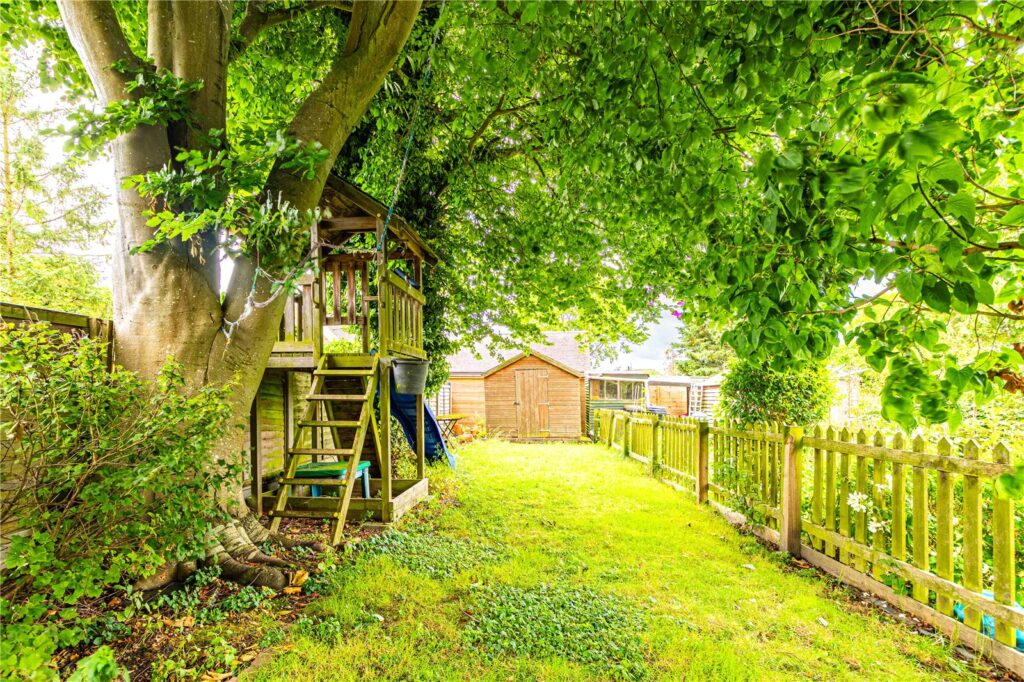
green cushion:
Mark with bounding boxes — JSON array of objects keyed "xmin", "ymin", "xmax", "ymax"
[{"xmin": 294, "ymin": 460, "xmax": 371, "ymax": 478}]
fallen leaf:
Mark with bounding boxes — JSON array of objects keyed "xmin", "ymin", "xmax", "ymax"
[
  {"xmin": 282, "ymin": 586, "xmax": 301, "ymax": 595},
  {"xmin": 288, "ymin": 570, "xmax": 309, "ymax": 587},
  {"xmin": 239, "ymin": 653, "xmax": 256, "ymax": 662},
  {"xmin": 163, "ymin": 616, "xmax": 195, "ymax": 628}
]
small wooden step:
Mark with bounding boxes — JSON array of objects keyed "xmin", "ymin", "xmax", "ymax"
[
  {"xmin": 278, "ymin": 477, "xmax": 351, "ymax": 487},
  {"xmin": 323, "ymin": 353, "xmax": 376, "ymax": 368},
  {"xmin": 306, "ymin": 393, "xmax": 370, "ymax": 402},
  {"xmin": 288, "ymin": 448, "xmax": 355, "ymax": 457},
  {"xmin": 267, "ymin": 509, "xmax": 340, "ymax": 519},
  {"xmin": 315, "ymin": 368, "xmax": 373, "ymax": 377},
  {"xmin": 297, "ymin": 420, "xmax": 361, "ymax": 428}
]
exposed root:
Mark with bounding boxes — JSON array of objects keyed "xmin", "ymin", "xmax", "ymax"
[
  {"xmin": 241, "ymin": 513, "xmax": 325, "ymax": 552},
  {"xmin": 204, "ymin": 527, "xmax": 287, "ymax": 590},
  {"xmin": 214, "ymin": 520, "xmax": 291, "ymax": 568}
]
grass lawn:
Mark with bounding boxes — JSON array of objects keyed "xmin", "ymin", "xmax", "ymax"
[{"xmin": 246, "ymin": 440, "xmax": 992, "ymax": 681}]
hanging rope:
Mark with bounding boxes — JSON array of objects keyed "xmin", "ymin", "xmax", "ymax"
[{"xmin": 377, "ymin": 0, "xmax": 448, "ymax": 253}]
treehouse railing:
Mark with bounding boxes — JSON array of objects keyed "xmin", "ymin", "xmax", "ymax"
[
  {"xmin": 270, "ymin": 276, "xmax": 320, "ymax": 366},
  {"xmin": 594, "ymin": 408, "xmax": 1024, "ymax": 672},
  {"xmin": 380, "ymin": 270, "xmax": 425, "ymax": 359}
]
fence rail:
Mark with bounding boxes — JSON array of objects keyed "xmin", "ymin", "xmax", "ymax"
[{"xmin": 593, "ymin": 408, "xmax": 1024, "ymax": 673}]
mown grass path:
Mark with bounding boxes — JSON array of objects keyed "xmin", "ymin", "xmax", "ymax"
[{"xmin": 247, "ymin": 441, "xmax": 990, "ymax": 681}]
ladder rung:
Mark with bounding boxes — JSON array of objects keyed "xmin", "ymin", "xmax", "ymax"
[
  {"xmin": 315, "ymin": 368, "xmax": 373, "ymax": 376},
  {"xmin": 298, "ymin": 420, "xmax": 361, "ymax": 428},
  {"xmin": 306, "ymin": 393, "xmax": 369, "ymax": 401},
  {"xmin": 288, "ymin": 448, "xmax": 355, "ymax": 456},
  {"xmin": 279, "ymin": 477, "xmax": 352, "ymax": 486},
  {"xmin": 267, "ymin": 509, "xmax": 341, "ymax": 519}
]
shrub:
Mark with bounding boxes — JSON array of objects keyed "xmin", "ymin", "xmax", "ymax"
[
  {"xmin": 0, "ymin": 323, "xmax": 234, "ymax": 680},
  {"xmin": 719, "ymin": 360, "xmax": 833, "ymax": 424}
]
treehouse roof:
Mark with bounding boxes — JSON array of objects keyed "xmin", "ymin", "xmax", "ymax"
[{"xmin": 319, "ymin": 175, "xmax": 439, "ymax": 265}]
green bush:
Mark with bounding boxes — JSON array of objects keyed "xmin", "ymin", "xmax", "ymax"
[
  {"xmin": 0, "ymin": 323, "xmax": 234, "ymax": 680},
  {"xmin": 719, "ymin": 360, "xmax": 833, "ymax": 425}
]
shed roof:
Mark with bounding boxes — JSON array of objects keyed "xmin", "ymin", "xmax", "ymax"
[{"xmin": 447, "ymin": 331, "xmax": 591, "ymax": 377}]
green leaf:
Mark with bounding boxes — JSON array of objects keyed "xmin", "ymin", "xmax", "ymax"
[
  {"xmin": 996, "ymin": 467, "xmax": 1024, "ymax": 499},
  {"xmin": 922, "ymin": 280, "xmax": 951, "ymax": 312}
]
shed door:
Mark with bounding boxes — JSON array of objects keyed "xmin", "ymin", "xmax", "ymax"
[{"xmin": 515, "ymin": 369, "xmax": 550, "ymax": 438}]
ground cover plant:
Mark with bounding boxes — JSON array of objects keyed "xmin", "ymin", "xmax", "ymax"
[
  {"xmin": 356, "ymin": 529, "xmax": 501, "ymax": 580},
  {"xmin": 247, "ymin": 440, "xmax": 1002, "ymax": 681},
  {"xmin": 464, "ymin": 583, "xmax": 650, "ymax": 680}
]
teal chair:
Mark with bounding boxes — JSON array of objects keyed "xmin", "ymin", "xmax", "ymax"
[{"xmin": 294, "ymin": 460, "xmax": 371, "ymax": 498}]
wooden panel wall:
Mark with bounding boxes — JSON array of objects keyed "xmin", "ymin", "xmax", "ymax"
[
  {"xmin": 246, "ymin": 371, "xmax": 313, "ymax": 484},
  {"xmin": 485, "ymin": 356, "xmax": 582, "ymax": 439},
  {"xmin": 649, "ymin": 384, "xmax": 690, "ymax": 417},
  {"xmin": 450, "ymin": 377, "xmax": 486, "ymax": 425}
]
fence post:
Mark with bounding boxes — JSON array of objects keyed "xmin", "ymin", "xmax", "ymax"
[
  {"xmin": 696, "ymin": 420, "xmax": 709, "ymax": 504},
  {"xmin": 780, "ymin": 425, "xmax": 804, "ymax": 557},
  {"xmin": 651, "ymin": 416, "xmax": 662, "ymax": 477},
  {"xmin": 622, "ymin": 416, "xmax": 631, "ymax": 458}
]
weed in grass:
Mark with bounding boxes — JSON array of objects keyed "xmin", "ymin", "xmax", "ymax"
[
  {"xmin": 464, "ymin": 583, "xmax": 650, "ymax": 681},
  {"xmin": 151, "ymin": 634, "xmax": 238, "ymax": 682},
  {"xmin": 356, "ymin": 529, "xmax": 499, "ymax": 579},
  {"xmin": 259, "ymin": 627, "xmax": 286, "ymax": 648},
  {"xmin": 295, "ymin": 615, "xmax": 345, "ymax": 645}
]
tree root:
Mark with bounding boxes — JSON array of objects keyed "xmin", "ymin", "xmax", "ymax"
[
  {"xmin": 205, "ymin": 536, "xmax": 289, "ymax": 590},
  {"xmin": 136, "ymin": 513, "xmax": 325, "ymax": 593},
  {"xmin": 215, "ymin": 519, "xmax": 291, "ymax": 568},
  {"xmin": 241, "ymin": 514, "xmax": 324, "ymax": 552}
]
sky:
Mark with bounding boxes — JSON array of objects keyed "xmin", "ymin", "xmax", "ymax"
[{"xmin": 595, "ymin": 309, "xmax": 680, "ymax": 373}]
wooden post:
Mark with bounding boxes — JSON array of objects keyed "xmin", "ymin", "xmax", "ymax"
[
  {"xmin": 992, "ymin": 443, "xmax": 1016, "ymax": 645},
  {"xmin": 249, "ymin": 391, "xmax": 263, "ymax": 517},
  {"xmin": 379, "ymin": 359, "xmax": 393, "ymax": 522},
  {"xmin": 282, "ymin": 373, "xmax": 293, "ymax": 452},
  {"xmin": 622, "ymin": 416, "xmax": 631, "ymax": 458},
  {"xmin": 780, "ymin": 425, "xmax": 804, "ymax": 557},
  {"xmin": 309, "ymin": 223, "xmax": 323, "ymax": 363},
  {"xmin": 415, "ymin": 393, "xmax": 426, "ymax": 479},
  {"xmin": 696, "ymin": 421, "xmax": 709, "ymax": 504},
  {"xmin": 651, "ymin": 416, "xmax": 661, "ymax": 476},
  {"xmin": 376, "ymin": 218, "xmax": 393, "ymax": 522}
]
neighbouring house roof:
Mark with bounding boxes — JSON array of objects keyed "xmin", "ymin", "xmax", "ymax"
[
  {"xmin": 590, "ymin": 372, "xmax": 651, "ymax": 382},
  {"xmin": 447, "ymin": 331, "xmax": 591, "ymax": 378},
  {"xmin": 649, "ymin": 374, "xmax": 726, "ymax": 386}
]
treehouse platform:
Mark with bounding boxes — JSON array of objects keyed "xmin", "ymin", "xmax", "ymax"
[{"xmin": 247, "ymin": 176, "xmax": 440, "ymax": 544}]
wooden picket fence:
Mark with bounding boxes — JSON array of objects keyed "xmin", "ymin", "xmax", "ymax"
[{"xmin": 593, "ymin": 409, "xmax": 1024, "ymax": 674}]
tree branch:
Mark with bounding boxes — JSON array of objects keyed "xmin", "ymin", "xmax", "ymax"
[
  {"xmin": 233, "ymin": 0, "xmax": 355, "ymax": 61},
  {"xmin": 55, "ymin": 0, "xmax": 147, "ymax": 103}
]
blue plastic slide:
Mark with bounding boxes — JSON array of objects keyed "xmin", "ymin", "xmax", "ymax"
[{"xmin": 388, "ymin": 373, "xmax": 456, "ymax": 469}]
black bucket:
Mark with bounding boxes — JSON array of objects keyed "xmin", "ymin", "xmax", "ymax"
[{"xmin": 393, "ymin": 359, "xmax": 430, "ymax": 394}]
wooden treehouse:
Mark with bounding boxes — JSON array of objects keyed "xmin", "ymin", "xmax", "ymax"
[{"xmin": 248, "ymin": 176, "xmax": 445, "ymax": 545}]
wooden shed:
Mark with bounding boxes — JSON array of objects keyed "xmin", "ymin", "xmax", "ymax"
[
  {"xmin": 446, "ymin": 332, "xmax": 590, "ymax": 440},
  {"xmin": 647, "ymin": 376, "xmax": 692, "ymax": 417}
]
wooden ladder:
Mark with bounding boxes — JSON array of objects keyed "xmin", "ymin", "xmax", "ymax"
[{"xmin": 268, "ymin": 354, "xmax": 379, "ymax": 546}]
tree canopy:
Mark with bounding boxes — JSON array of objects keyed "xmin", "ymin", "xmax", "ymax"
[{"xmin": 7, "ymin": 0, "xmax": 1022, "ymax": 433}]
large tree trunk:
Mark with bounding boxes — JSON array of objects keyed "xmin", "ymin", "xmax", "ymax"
[{"xmin": 57, "ymin": 0, "xmax": 421, "ymax": 589}]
